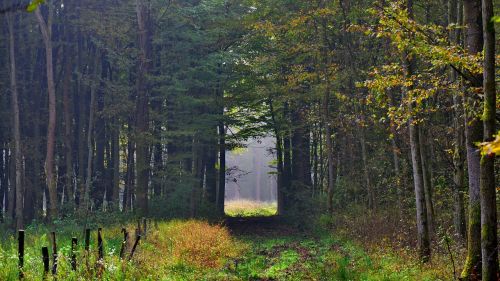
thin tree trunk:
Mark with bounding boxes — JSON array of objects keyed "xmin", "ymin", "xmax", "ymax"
[
  {"xmin": 449, "ymin": 0, "xmax": 467, "ymax": 242},
  {"xmin": 405, "ymin": 0, "xmax": 430, "ymax": 263},
  {"xmin": 111, "ymin": 123, "xmax": 120, "ymax": 208},
  {"xmin": 360, "ymin": 129, "xmax": 374, "ymax": 211},
  {"xmin": 35, "ymin": 6, "xmax": 58, "ymax": 221},
  {"xmin": 7, "ymin": 12, "xmax": 23, "ymax": 230},
  {"xmin": 0, "ymin": 145, "xmax": 4, "ymax": 222},
  {"xmin": 390, "ymin": 123, "xmax": 403, "ymax": 219},
  {"xmin": 479, "ymin": 0, "xmax": 497, "ymax": 279},
  {"xmin": 323, "ymin": 92, "xmax": 335, "ymax": 213},
  {"xmin": 419, "ymin": 126, "xmax": 434, "ymax": 234},
  {"xmin": 82, "ymin": 53, "xmax": 99, "ymax": 212},
  {"xmin": 135, "ymin": 0, "xmax": 151, "ymax": 216},
  {"xmin": 268, "ymin": 98, "xmax": 284, "ymax": 214},
  {"xmin": 62, "ymin": 31, "xmax": 74, "ymax": 207},
  {"xmin": 461, "ymin": 0, "xmax": 483, "ymax": 277},
  {"xmin": 124, "ymin": 122, "xmax": 135, "ymax": 212},
  {"xmin": 217, "ymin": 118, "xmax": 226, "ymax": 214}
]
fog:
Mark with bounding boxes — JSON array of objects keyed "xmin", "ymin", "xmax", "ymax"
[{"xmin": 225, "ymin": 136, "xmax": 277, "ymax": 203}]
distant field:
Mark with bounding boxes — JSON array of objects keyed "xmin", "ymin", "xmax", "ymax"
[{"xmin": 225, "ymin": 200, "xmax": 278, "ymax": 217}]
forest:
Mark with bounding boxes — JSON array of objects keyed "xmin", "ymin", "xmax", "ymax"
[{"xmin": 0, "ymin": 0, "xmax": 498, "ymax": 280}]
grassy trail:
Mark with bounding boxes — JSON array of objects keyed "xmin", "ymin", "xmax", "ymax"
[{"xmin": 0, "ymin": 217, "xmax": 451, "ymax": 280}]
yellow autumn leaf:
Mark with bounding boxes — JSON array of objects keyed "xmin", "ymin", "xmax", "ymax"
[{"xmin": 480, "ymin": 132, "xmax": 500, "ymax": 156}]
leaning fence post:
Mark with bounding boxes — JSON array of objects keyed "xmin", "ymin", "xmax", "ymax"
[
  {"xmin": 84, "ymin": 228, "xmax": 90, "ymax": 251},
  {"xmin": 51, "ymin": 232, "xmax": 57, "ymax": 275},
  {"xmin": 18, "ymin": 230, "xmax": 24, "ymax": 279},
  {"xmin": 119, "ymin": 228, "xmax": 128, "ymax": 259},
  {"xmin": 128, "ymin": 235, "xmax": 141, "ymax": 261},
  {"xmin": 142, "ymin": 217, "xmax": 147, "ymax": 238},
  {"xmin": 97, "ymin": 228, "xmax": 104, "ymax": 260},
  {"xmin": 71, "ymin": 237, "xmax": 78, "ymax": 271},
  {"xmin": 41, "ymin": 247, "xmax": 49, "ymax": 275}
]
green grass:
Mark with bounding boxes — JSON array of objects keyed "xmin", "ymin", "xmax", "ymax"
[
  {"xmin": 0, "ymin": 218, "xmax": 452, "ymax": 280},
  {"xmin": 225, "ymin": 200, "xmax": 278, "ymax": 217}
]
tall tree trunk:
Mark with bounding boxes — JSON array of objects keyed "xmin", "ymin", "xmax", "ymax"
[
  {"xmin": 93, "ymin": 54, "xmax": 107, "ymax": 209},
  {"xmin": 135, "ymin": 0, "xmax": 151, "ymax": 216},
  {"xmin": 62, "ymin": 31, "xmax": 74, "ymax": 207},
  {"xmin": 461, "ymin": 0, "xmax": 483, "ymax": 277},
  {"xmin": 7, "ymin": 153, "xmax": 15, "ymax": 220},
  {"xmin": 35, "ymin": 6, "xmax": 58, "ymax": 221},
  {"xmin": 291, "ymin": 105, "xmax": 312, "ymax": 188},
  {"xmin": 111, "ymin": 123, "xmax": 120, "ymax": 208},
  {"xmin": 0, "ymin": 145, "xmax": 5, "ymax": 222},
  {"xmin": 419, "ymin": 127, "xmax": 434, "ymax": 233},
  {"xmin": 449, "ymin": 0, "xmax": 467, "ymax": 242},
  {"xmin": 405, "ymin": 0, "xmax": 431, "ymax": 263},
  {"xmin": 360, "ymin": 128, "xmax": 374, "ymax": 211},
  {"xmin": 124, "ymin": 121, "xmax": 135, "ymax": 212},
  {"xmin": 217, "ymin": 117, "xmax": 226, "ymax": 214},
  {"xmin": 82, "ymin": 53, "xmax": 99, "ymax": 212},
  {"xmin": 7, "ymin": 12, "xmax": 23, "ymax": 230},
  {"xmin": 390, "ymin": 123, "xmax": 403, "ymax": 219},
  {"xmin": 205, "ymin": 141, "xmax": 217, "ymax": 204},
  {"xmin": 323, "ymin": 91, "xmax": 335, "ymax": 213},
  {"xmin": 479, "ymin": 0, "xmax": 497, "ymax": 279},
  {"xmin": 282, "ymin": 103, "xmax": 292, "ymax": 207},
  {"xmin": 268, "ymin": 98, "xmax": 284, "ymax": 214}
]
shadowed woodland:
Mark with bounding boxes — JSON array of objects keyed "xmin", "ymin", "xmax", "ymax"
[{"xmin": 0, "ymin": 0, "xmax": 499, "ymax": 280}]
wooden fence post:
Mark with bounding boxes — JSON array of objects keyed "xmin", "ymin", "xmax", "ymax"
[
  {"xmin": 41, "ymin": 247, "xmax": 49, "ymax": 275},
  {"xmin": 18, "ymin": 230, "xmax": 24, "ymax": 279},
  {"xmin": 71, "ymin": 237, "xmax": 78, "ymax": 271},
  {"xmin": 119, "ymin": 228, "xmax": 128, "ymax": 259},
  {"xmin": 84, "ymin": 228, "xmax": 90, "ymax": 251},
  {"xmin": 51, "ymin": 232, "xmax": 57, "ymax": 275},
  {"xmin": 128, "ymin": 235, "xmax": 141, "ymax": 261},
  {"xmin": 97, "ymin": 228, "xmax": 103, "ymax": 260}
]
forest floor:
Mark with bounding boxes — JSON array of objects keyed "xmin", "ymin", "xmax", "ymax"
[{"xmin": 0, "ymin": 211, "xmax": 457, "ymax": 280}]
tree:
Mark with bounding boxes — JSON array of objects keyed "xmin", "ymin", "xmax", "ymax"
[
  {"xmin": 135, "ymin": 0, "xmax": 152, "ymax": 216},
  {"xmin": 7, "ymin": 10, "xmax": 23, "ymax": 229},
  {"xmin": 479, "ymin": 0, "xmax": 497, "ymax": 279},
  {"xmin": 461, "ymin": 0, "xmax": 484, "ymax": 277},
  {"xmin": 35, "ymin": 4, "xmax": 58, "ymax": 221}
]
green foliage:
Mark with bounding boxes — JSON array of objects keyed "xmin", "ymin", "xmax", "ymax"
[{"xmin": 26, "ymin": 0, "xmax": 45, "ymax": 12}]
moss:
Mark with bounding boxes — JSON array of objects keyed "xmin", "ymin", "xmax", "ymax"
[{"xmin": 461, "ymin": 202, "xmax": 481, "ymax": 279}]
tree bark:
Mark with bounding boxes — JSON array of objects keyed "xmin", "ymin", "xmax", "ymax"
[
  {"xmin": 419, "ymin": 126, "xmax": 434, "ymax": 233},
  {"xmin": 81, "ymin": 53, "xmax": 99, "ymax": 212},
  {"xmin": 448, "ymin": 0, "xmax": 467, "ymax": 242},
  {"xmin": 405, "ymin": 0, "xmax": 430, "ymax": 263},
  {"xmin": 461, "ymin": 0, "xmax": 483, "ymax": 277},
  {"xmin": 323, "ymin": 88, "xmax": 335, "ymax": 213},
  {"xmin": 479, "ymin": 0, "xmax": 497, "ymax": 279},
  {"xmin": 35, "ymin": 6, "xmax": 58, "ymax": 221},
  {"xmin": 7, "ymin": 12, "xmax": 23, "ymax": 230},
  {"xmin": 360, "ymin": 128, "xmax": 374, "ymax": 211},
  {"xmin": 217, "ymin": 117, "xmax": 226, "ymax": 214},
  {"xmin": 62, "ymin": 29, "xmax": 74, "ymax": 207},
  {"xmin": 135, "ymin": 0, "xmax": 151, "ymax": 217},
  {"xmin": 111, "ymin": 123, "xmax": 120, "ymax": 208}
]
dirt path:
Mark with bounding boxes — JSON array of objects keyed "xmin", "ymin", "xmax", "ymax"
[{"xmin": 224, "ymin": 216, "xmax": 299, "ymax": 237}]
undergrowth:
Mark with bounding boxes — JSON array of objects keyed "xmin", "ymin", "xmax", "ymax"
[{"xmin": 0, "ymin": 207, "xmax": 458, "ymax": 280}]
